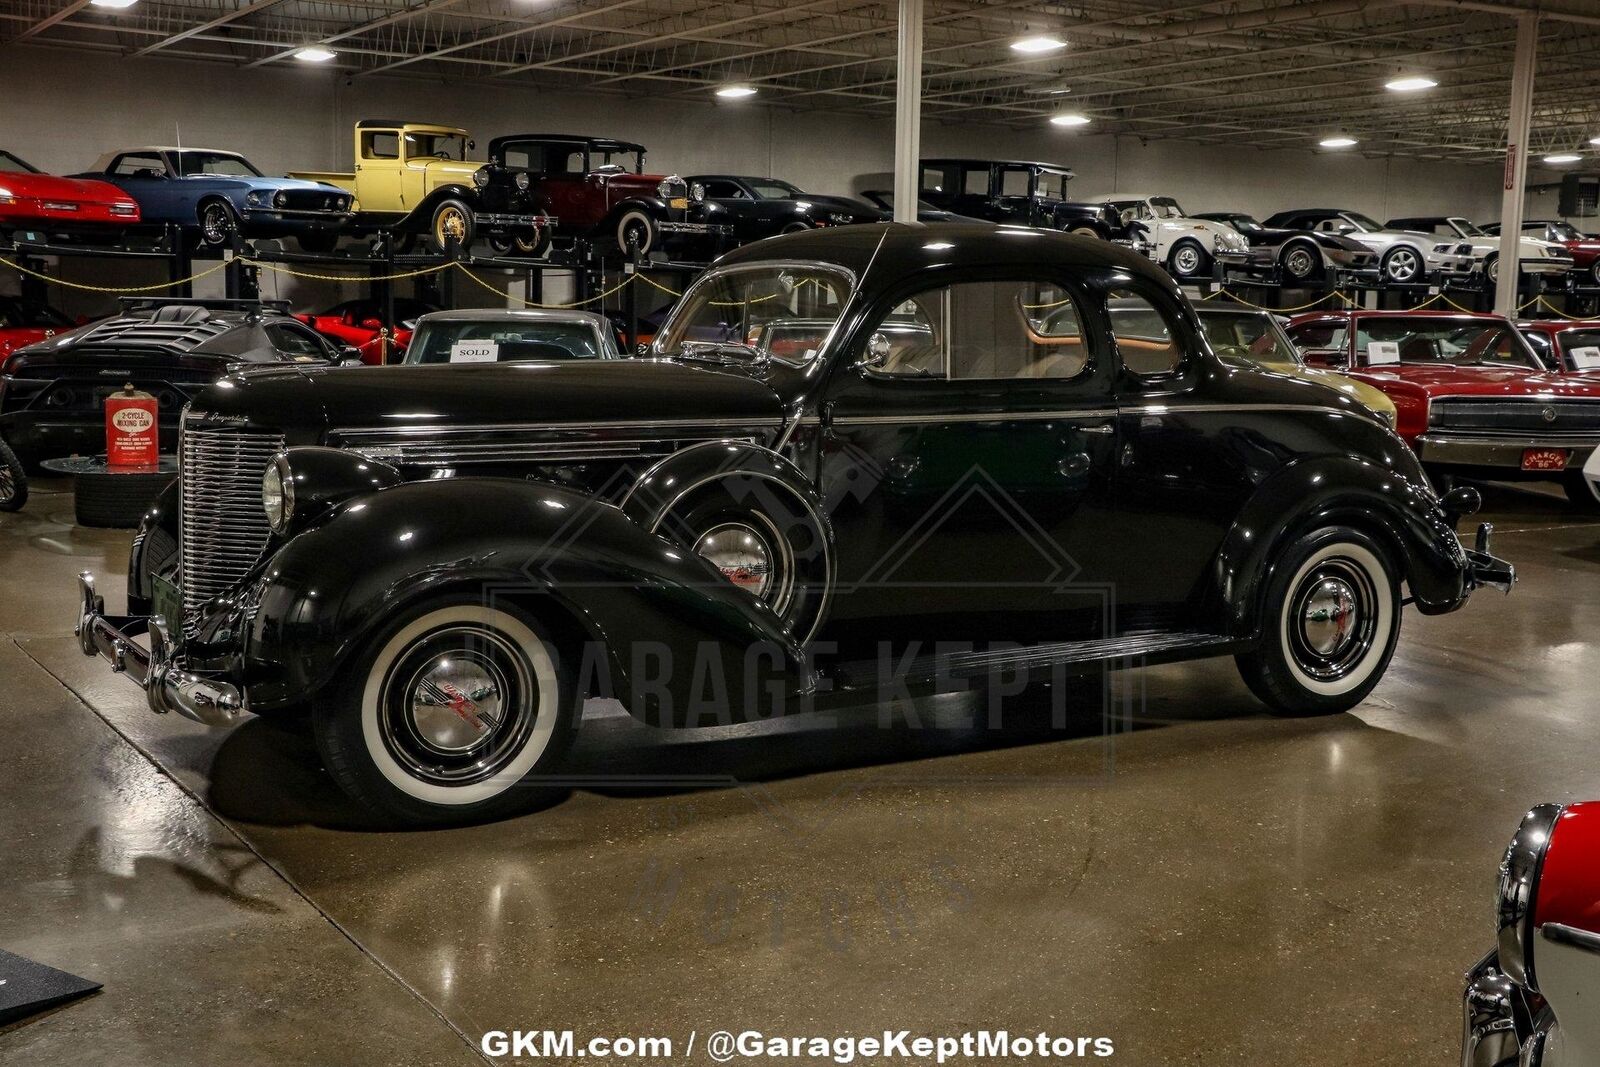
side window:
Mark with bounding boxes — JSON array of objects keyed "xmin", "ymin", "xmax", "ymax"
[
  {"xmin": 269, "ymin": 324, "xmax": 333, "ymax": 358},
  {"xmin": 962, "ymin": 167, "xmax": 990, "ymax": 196},
  {"xmin": 920, "ymin": 165, "xmax": 951, "ymax": 193},
  {"xmin": 705, "ymin": 180, "xmax": 747, "ymax": 199},
  {"xmin": 362, "ymin": 132, "xmax": 399, "ymax": 160},
  {"xmin": 869, "ymin": 280, "xmax": 1087, "ymax": 381},
  {"xmin": 998, "ymin": 167, "xmax": 1030, "ymax": 197},
  {"xmin": 113, "ymin": 153, "xmax": 165, "ymax": 177},
  {"xmin": 1106, "ymin": 289, "xmax": 1184, "ymax": 377}
]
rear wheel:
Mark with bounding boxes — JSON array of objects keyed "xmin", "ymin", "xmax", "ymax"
[
  {"xmin": 312, "ymin": 600, "xmax": 580, "ymax": 826},
  {"xmin": 1236, "ymin": 527, "xmax": 1400, "ymax": 716},
  {"xmin": 0, "ymin": 438, "xmax": 26, "ymax": 512}
]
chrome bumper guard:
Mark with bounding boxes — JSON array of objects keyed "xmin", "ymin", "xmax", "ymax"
[
  {"xmin": 1463, "ymin": 949, "xmax": 1551, "ymax": 1066},
  {"xmin": 473, "ymin": 212, "xmax": 558, "ymax": 228},
  {"xmin": 74, "ymin": 572, "xmax": 245, "ymax": 727},
  {"xmin": 1464, "ymin": 522, "xmax": 1515, "ymax": 594},
  {"xmin": 659, "ymin": 221, "xmax": 731, "ymax": 235}
]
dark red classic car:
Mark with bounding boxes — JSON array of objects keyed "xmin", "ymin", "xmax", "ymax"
[
  {"xmin": 296, "ymin": 297, "xmax": 438, "ymax": 365},
  {"xmin": 1286, "ymin": 309, "xmax": 1600, "ymax": 507},
  {"xmin": 1516, "ymin": 318, "xmax": 1600, "ymax": 375},
  {"xmin": 0, "ymin": 148, "xmax": 139, "ymax": 237},
  {"xmin": 487, "ymin": 134, "xmax": 726, "ymax": 260},
  {"xmin": 1486, "ymin": 219, "xmax": 1600, "ymax": 286}
]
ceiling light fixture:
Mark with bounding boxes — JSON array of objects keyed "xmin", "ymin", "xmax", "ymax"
[
  {"xmin": 1049, "ymin": 113, "xmax": 1090, "ymax": 127},
  {"xmin": 293, "ymin": 46, "xmax": 337, "ymax": 62},
  {"xmin": 1544, "ymin": 153, "xmax": 1583, "ymax": 164},
  {"xmin": 715, "ymin": 85, "xmax": 758, "ymax": 99},
  {"xmin": 1319, "ymin": 134, "xmax": 1358, "ymax": 148},
  {"xmin": 1011, "ymin": 35, "xmax": 1067, "ymax": 54},
  {"xmin": 1385, "ymin": 75, "xmax": 1437, "ymax": 92},
  {"xmin": 89, "ymin": 0, "xmax": 140, "ymax": 8},
  {"xmin": 1589, "ymin": 136, "xmax": 1600, "ymax": 146}
]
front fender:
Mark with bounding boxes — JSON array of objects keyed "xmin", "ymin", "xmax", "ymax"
[
  {"xmin": 1214, "ymin": 453, "xmax": 1470, "ymax": 636},
  {"xmin": 127, "ymin": 476, "xmax": 179, "ymax": 613},
  {"xmin": 401, "ymin": 186, "xmax": 478, "ymax": 226},
  {"xmin": 240, "ymin": 478, "xmax": 811, "ymax": 726},
  {"xmin": 607, "ymin": 196, "xmax": 670, "ymax": 223}
]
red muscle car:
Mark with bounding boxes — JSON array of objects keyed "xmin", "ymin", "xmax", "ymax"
[
  {"xmin": 296, "ymin": 297, "xmax": 437, "ymax": 365},
  {"xmin": 1516, "ymin": 318, "xmax": 1600, "ymax": 375},
  {"xmin": 1286, "ymin": 309, "xmax": 1600, "ymax": 508},
  {"xmin": 1486, "ymin": 219, "xmax": 1600, "ymax": 286},
  {"xmin": 0, "ymin": 149, "xmax": 139, "ymax": 237},
  {"xmin": 0, "ymin": 296, "xmax": 76, "ymax": 360}
]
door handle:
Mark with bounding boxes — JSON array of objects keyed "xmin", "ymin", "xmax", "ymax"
[
  {"xmin": 1059, "ymin": 453, "xmax": 1092, "ymax": 477},
  {"xmin": 1074, "ymin": 423, "xmax": 1114, "ymax": 434}
]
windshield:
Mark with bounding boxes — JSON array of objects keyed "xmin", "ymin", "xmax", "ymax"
[
  {"xmin": 593, "ymin": 148, "xmax": 642, "ymax": 173},
  {"xmin": 405, "ymin": 132, "xmax": 468, "ymax": 161},
  {"xmin": 1554, "ymin": 328, "xmax": 1600, "ymax": 373},
  {"xmin": 1149, "ymin": 196, "xmax": 1186, "ymax": 219},
  {"xmin": 1195, "ymin": 311, "xmax": 1298, "ymax": 365},
  {"xmin": 655, "ymin": 265, "xmax": 853, "ymax": 366},
  {"xmin": 1355, "ymin": 317, "xmax": 1539, "ymax": 370},
  {"xmin": 1549, "ymin": 221, "xmax": 1584, "ymax": 241},
  {"xmin": 1037, "ymin": 172, "xmax": 1071, "ymax": 201},
  {"xmin": 1450, "ymin": 218, "xmax": 1488, "ymax": 237},
  {"xmin": 175, "ymin": 151, "xmax": 261, "ymax": 177},
  {"xmin": 1221, "ymin": 214, "xmax": 1262, "ymax": 233},
  {"xmin": 0, "ymin": 150, "xmax": 37, "ymax": 174},
  {"xmin": 405, "ymin": 319, "xmax": 608, "ymax": 363},
  {"xmin": 749, "ymin": 180, "xmax": 803, "ymax": 199},
  {"xmin": 1342, "ymin": 212, "xmax": 1383, "ymax": 232}
]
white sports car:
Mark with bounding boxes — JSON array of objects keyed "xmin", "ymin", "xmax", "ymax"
[
  {"xmin": 1081, "ymin": 193, "xmax": 1251, "ymax": 281},
  {"xmin": 1386, "ymin": 215, "xmax": 1573, "ymax": 284},
  {"xmin": 1262, "ymin": 208, "xmax": 1478, "ymax": 285}
]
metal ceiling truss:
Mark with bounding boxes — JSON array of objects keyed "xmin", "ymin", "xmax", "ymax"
[{"xmin": 5, "ymin": 0, "xmax": 1600, "ymax": 163}]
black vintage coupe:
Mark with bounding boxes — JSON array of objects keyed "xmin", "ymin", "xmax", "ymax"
[
  {"xmin": 78, "ymin": 226, "xmax": 1512, "ymax": 825},
  {"xmin": 688, "ymin": 175, "xmax": 885, "ymax": 242}
]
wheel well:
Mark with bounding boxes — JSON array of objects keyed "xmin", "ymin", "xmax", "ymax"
[
  {"xmin": 196, "ymin": 196, "xmax": 233, "ymax": 221},
  {"xmin": 1280, "ymin": 238, "xmax": 1319, "ymax": 259}
]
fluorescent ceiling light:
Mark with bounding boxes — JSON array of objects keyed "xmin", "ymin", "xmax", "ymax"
[
  {"xmin": 1049, "ymin": 113, "xmax": 1090, "ymax": 127},
  {"xmin": 1385, "ymin": 76, "xmax": 1437, "ymax": 92},
  {"xmin": 89, "ymin": 0, "xmax": 139, "ymax": 8},
  {"xmin": 1319, "ymin": 135, "xmax": 1358, "ymax": 148},
  {"xmin": 1589, "ymin": 136, "xmax": 1600, "ymax": 146},
  {"xmin": 294, "ymin": 47, "xmax": 337, "ymax": 62},
  {"xmin": 1011, "ymin": 35, "xmax": 1067, "ymax": 54},
  {"xmin": 1545, "ymin": 153, "xmax": 1583, "ymax": 164},
  {"xmin": 715, "ymin": 85, "xmax": 757, "ymax": 99}
]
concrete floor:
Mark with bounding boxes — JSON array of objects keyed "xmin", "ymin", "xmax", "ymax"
[{"xmin": 2, "ymin": 472, "xmax": 1597, "ymax": 1066}]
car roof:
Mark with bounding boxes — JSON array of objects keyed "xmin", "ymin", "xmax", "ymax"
[
  {"xmin": 711, "ymin": 222, "xmax": 1172, "ymax": 292},
  {"xmin": 414, "ymin": 308, "xmax": 611, "ymax": 327},
  {"xmin": 921, "ymin": 158, "xmax": 1074, "ymax": 174},
  {"xmin": 1290, "ymin": 309, "xmax": 1507, "ymax": 323},
  {"xmin": 1517, "ymin": 318, "xmax": 1600, "ymax": 330},
  {"xmin": 490, "ymin": 134, "xmax": 646, "ymax": 153}
]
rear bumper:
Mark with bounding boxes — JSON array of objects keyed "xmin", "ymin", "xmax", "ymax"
[
  {"xmin": 75, "ymin": 572, "xmax": 246, "ymax": 727},
  {"xmin": 1416, "ymin": 433, "xmax": 1600, "ymax": 470}
]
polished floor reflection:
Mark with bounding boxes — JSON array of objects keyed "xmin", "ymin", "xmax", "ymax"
[{"xmin": 3, "ymin": 473, "xmax": 1597, "ymax": 1065}]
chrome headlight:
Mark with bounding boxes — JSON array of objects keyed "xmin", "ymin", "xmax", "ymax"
[
  {"xmin": 273, "ymin": 191, "xmax": 287, "ymax": 208},
  {"xmin": 246, "ymin": 192, "xmax": 262, "ymax": 206},
  {"xmin": 472, "ymin": 166, "xmax": 491, "ymax": 189},
  {"xmin": 656, "ymin": 178, "xmax": 672, "ymax": 198},
  {"xmin": 262, "ymin": 455, "xmax": 294, "ymax": 536},
  {"xmin": 1497, "ymin": 803, "xmax": 1563, "ymax": 991},
  {"xmin": 514, "ymin": 171, "xmax": 530, "ymax": 191},
  {"xmin": 690, "ymin": 182, "xmax": 706, "ymax": 203}
]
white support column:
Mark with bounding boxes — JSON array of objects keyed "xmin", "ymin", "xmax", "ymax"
[
  {"xmin": 891, "ymin": 0, "xmax": 923, "ymax": 225},
  {"xmin": 1495, "ymin": 11, "xmax": 1538, "ymax": 318}
]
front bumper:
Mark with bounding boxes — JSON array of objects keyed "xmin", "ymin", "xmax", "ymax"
[
  {"xmin": 1416, "ymin": 433, "xmax": 1600, "ymax": 470},
  {"xmin": 1464, "ymin": 950, "xmax": 1553, "ymax": 1066},
  {"xmin": 75, "ymin": 572, "xmax": 245, "ymax": 727},
  {"xmin": 474, "ymin": 211, "xmax": 557, "ymax": 230},
  {"xmin": 1463, "ymin": 521, "xmax": 1515, "ymax": 593}
]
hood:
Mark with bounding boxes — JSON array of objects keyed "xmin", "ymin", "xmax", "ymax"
[
  {"xmin": 0, "ymin": 172, "xmax": 134, "ymax": 207},
  {"xmin": 180, "ymin": 175, "xmax": 348, "ymax": 194},
  {"xmin": 416, "ymin": 159, "xmax": 482, "ymax": 182},
  {"xmin": 1354, "ymin": 364, "xmax": 1600, "ymax": 396},
  {"xmin": 188, "ymin": 358, "xmax": 785, "ymax": 437},
  {"xmin": 3, "ymin": 343, "xmax": 275, "ymax": 378},
  {"xmin": 787, "ymin": 193, "xmax": 882, "ymax": 217},
  {"xmin": 1161, "ymin": 218, "xmax": 1247, "ymax": 251}
]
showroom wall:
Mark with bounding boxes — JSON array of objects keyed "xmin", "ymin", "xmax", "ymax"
[{"xmin": 0, "ymin": 47, "xmax": 1522, "ymax": 222}]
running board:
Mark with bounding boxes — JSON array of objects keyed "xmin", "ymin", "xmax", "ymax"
[{"xmin": 831, "ymin": 632, "xmax": 1244, "ymax": 692}]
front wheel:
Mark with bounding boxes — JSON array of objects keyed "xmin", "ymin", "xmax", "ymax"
[
  {"xmin": 429, "ymin": 199, "xmax": 474, "ymax": 253},
  {"xmin": 1167, "ymin": 240, "xmax": 1211, "ymax": 280},
  {"xmin": 615, "ymin": 209, "xmax": 656, "ymax": 258},
  {"xmin": 1381, "ymin": 246, "xmax": 1423, "ymax": 284},
  {"xmin": 1280, "ymin": 241, "xmax": 1322, "ymax": 283},
  {"xmin": 1485, "ymin": 254, "xmax": 1500, "ymax": 285},
  {"xmin": 1235, "ymin": 527, "xmax": 1400, "ymax": 716},
  {"xmin": 198, "ymin": 200, "xmax": 237, "ymax": 246},
  {"xmin": 1067, "ymin": 225, "xmax": 1102, "ymax": 239},
  {"xmin": 0, "ymin": 438, "xmax": 27, "ymax": 512},
  {"xmin": 312, "ymin": 600, "xmax": 581, "ymax": 826}
]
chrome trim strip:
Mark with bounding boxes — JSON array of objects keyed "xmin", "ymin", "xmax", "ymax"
[
  {"xmin": 350, "ymin": 436, "xmax": 757, "ymax": 466},
  {"xmin": 329, "ymin": 417, "xmax": 782, "ymax": 440},
  {"xmin": 831, "ymin": 408, "xmax": 1118, "ymax": 426}
]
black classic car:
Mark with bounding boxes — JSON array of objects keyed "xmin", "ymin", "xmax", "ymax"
[
  {"xmin": 688, "ymin": 175, "xmax": 884, "ymax": 242},
  {"xmin": 77, "ymin": 226, "xmax": 1513, "ymax": 826},
  {"xmin": 917, "ymin": 159, "xmax": 1121, "ymax": 237},
  {"xmin": 1193, "ymin": 211, "xmax": 1378, "ymax": 283},
  {"xmin": 1, "ymin": 298, "xmax": 342, "ymax": 464},
  {"xmin": 858, "ymin": 190, "xmax": 986, "ymax": 224}
]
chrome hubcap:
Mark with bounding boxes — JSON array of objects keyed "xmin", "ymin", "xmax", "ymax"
[
  {"xmin": 1175, "ymin": 248, "xmax": 1199, "ymax": 273},
  {"xmin": 1387, "ymin": 251, "xmax": 1418, "ymax": 280},
  {"xmin": 1286, "ymin": 249, "xmax": 1314, "ymax": 277},
  {"xmin": 1289, "ymin": 557, "xmax": 1379, "ymax": 682},
  {"xmin": 410, "ymin": 654, "xmax": 503, "ymax": 752},
  {"xmin": 695, "ymin": 522, "xmax": 774, "ymax": 597}
]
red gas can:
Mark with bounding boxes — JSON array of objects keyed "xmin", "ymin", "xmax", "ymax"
[{"xmin": 105, "ymin": 384, "xmax": 159, "ymax": 471}]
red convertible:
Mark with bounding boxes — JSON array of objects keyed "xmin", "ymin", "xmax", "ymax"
[
  {"xmin": 0, "ymin": 148, "xmax": 139, "ymax": 237},
  {"xmin": 1286, "ymin": 309, "xmax": 1600, "ymax": 508},
  {"xmin": 296, "ymin": 297, "xmax": 437, "ymax": 365}
]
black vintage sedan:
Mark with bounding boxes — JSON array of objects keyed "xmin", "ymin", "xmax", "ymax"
[
  {"xmin": 689, "ymin": 175, "xmax": 885, "ymax": 242},
  {"xmin": 77, "ymin": 226, "xmax": 1513, "ymax": 826}
]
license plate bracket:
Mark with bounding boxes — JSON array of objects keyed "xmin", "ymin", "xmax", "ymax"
[
  {"xmin": 150, "ymin": 573, "xmax": 181, "ymax": 642},
  {"xmin": 1521, "ymin": 447, "xmax": 1570, "ymax": 472}
]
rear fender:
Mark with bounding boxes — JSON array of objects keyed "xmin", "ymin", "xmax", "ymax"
[
  {"xmin": 1213, "ymin": 454, "xmax": 1468, "ymax": 635},
  {"xmin": 238, "ymin": 477, "xmax": 812, "ymax": 727}
]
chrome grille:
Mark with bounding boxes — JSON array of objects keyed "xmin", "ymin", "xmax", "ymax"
[
  {"xmin": 1429, "ymin": 397, "xmax": 1600, "ymax": 435},
  {"xmin": 179, "ymin": 418, "xmax": 282, "ymax": 635}
]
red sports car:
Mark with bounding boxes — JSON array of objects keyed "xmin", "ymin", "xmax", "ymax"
[
  {"xmin": 1285, "ymin": 309, "xmax": 1600, "ymax": 508},
  {"xmin": 0, "ymin": 295, "xmax": 76, "ymax": 360},
  {"xmin": 1516, "ymin": 318, "xmax": 1600, "ymax": 375},
  {"xmin": 0, "ymin": 148, "xmax": 139, "ymax": 237},
  {"xmin": 296, "ymin": 297, "xmax": 437, "ymax": 365},
  {"xmin": 1486, "ymin": 219, "xmax": 1600, "ymax": 286}
]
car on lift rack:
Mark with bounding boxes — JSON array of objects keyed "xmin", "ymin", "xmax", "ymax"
[
  {"xmin": 489, "ymin": 134, "xmax": 728, "ymax": 261},
  {"xmin": 1262, "ymin": 208, "xmax": 1477, "ymax": 286},
  {"xmin": 80, "ymin": 147, "xmax": 352, "ymax": 252},
  {"xmin": 1284, "ymin": 308, "xmax": 1600, "ymax": 508},
  {"xmin": 1079, "ymin": 193, "xmax": 1251, "ymax": 281},
  {"xmin": 1386, "ymin": 215, "xmax": 1572, "ymax": 286},
  {"xmin": 0, "ymin": 148, "xmax": 140, "ymax": 242},
  {"xmin": 917, "ymin": 158, "xmax": 1121, "ymax": 237},
  {"xmin": 75, "ymin": 224, "xmax": 1513, "ymax": 826},
  {"xmin": 1485, "ymin": 218, "xmax": 1600, "ymax": 287},
  {"xmin": 1192, "ymin": 211, "xmax": 1378, "ymax": 284},
  {"xmin": 687, "ymin": 174, "xmax": 885, "ymax": 242},
  {"xmin": 0, "ymin": 298, "xmax": 345, "ymax": 465}
]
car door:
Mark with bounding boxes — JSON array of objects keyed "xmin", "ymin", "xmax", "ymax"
[
  {"xmin": 702, "ymin": 179, "xmax": 755, "ymax": 240},
  {"xmin": 817, "ymin": 270, "xmax": 1120, "ymax": 656},
  {"xmin": 356, "ymin": 129, "xmax": 405, "ymax": 213}
]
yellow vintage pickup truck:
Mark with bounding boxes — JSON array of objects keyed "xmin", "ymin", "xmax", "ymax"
[{"xmin": 291, "ymin": 119, "xmax": 553, "ymax": 252}]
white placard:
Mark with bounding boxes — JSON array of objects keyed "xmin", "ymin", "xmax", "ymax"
[
  {"xmin": 1366, "ymin": 341, "xmax": 1401, "ymax": 365},
  {"xmin": 449, "ymin": 341, "xmax": 499, "ymax": 363},
  {"xmin": 1569, "ymin": 345, "xmax": 1600, "ymax": 371}
]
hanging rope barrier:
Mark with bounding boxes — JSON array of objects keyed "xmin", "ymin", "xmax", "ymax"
[
  {"xmin": 454, "ymin": 264, "xmax": 638, "ymax": 308},
  {"xmin": 0, "ymin": 255, "xmax": 231, "ymax": 294}
]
